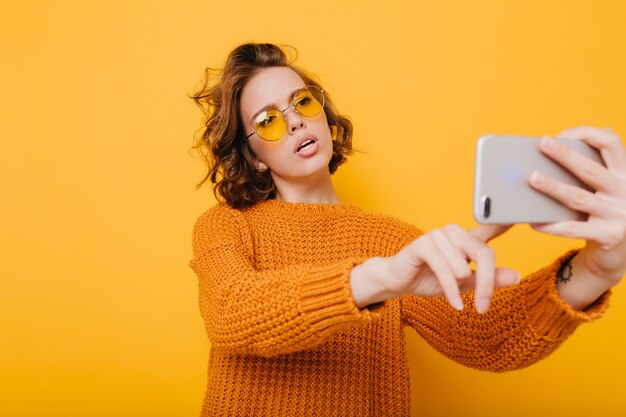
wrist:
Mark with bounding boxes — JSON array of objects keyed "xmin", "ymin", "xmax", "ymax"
[
  {"xmin": 556, "ymin": 252, "xmax": 613, "ymax": 311},
  {"xmin": 349, "ymin": 257, "xmax": 393, "ymax": 309}
]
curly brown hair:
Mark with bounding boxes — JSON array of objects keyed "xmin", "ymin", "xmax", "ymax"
[{"xmin": 189, "ymin": 43, "xmax": 355, "ymax": 208}]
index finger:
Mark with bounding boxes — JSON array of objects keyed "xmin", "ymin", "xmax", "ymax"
[
  {"xmin": 451, "ymin": 230, "xmax": 497, "ymax": 314},
  {"xmin": 557, "ymin": 126, "xmax": 626, "ymax": 177}
]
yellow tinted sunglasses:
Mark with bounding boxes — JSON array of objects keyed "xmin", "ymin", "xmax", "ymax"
[{"xmin": 244, "ymin": 85, "xmax": 325, "ymax": 142}]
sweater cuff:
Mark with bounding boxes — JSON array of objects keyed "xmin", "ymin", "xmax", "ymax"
[
  {"xmin": 524, "ymin": 249, "xmax": 611, "ymax": 340},
  {"xmin": 300, "ymin": 258, "xmax": 387, "ymax": 331}
]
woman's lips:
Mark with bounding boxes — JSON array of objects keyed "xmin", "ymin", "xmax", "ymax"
[
  {"xmin": 293, "ymin": 135, "xmax": 318, "ymax": 153},
  {"xmin": 295, "ymin": 139, "xmax": 319, "ymax": 157}
]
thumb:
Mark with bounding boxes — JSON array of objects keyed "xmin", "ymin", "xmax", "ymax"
[{"xmin": 469, "ymin": 224, "xmax": 514, "ymax": 242}]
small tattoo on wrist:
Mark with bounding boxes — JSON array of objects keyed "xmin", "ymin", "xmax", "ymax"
[{"xmin": 557, "ymin": 260, "xmax": 574, "ymax": 284}]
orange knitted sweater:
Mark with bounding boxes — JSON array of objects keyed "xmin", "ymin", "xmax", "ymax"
[{"xmin": 188, "ymin": 199, "xmax": 610, "ymax": 417}]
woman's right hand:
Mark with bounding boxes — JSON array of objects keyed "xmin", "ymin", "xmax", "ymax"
[{"xmin": 350, "ymin": 224, "xmax": 520, "ymax": 314}]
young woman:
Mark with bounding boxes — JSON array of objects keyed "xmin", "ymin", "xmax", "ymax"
[{"xmin": 188, "ymin": 42, "xmax": 626, "ymax": 417}]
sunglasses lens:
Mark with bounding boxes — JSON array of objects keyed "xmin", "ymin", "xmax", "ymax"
[
  {"xmin": 294, "ymin": 87, "xmax": 324, "ymax": 117},
  {"xmin": 254, "ymin": 109, "xmax": 287, "ymax": 141},
  {"xmin": 251, "ymin": 86, "xmax": 324, "ymax": 141}
]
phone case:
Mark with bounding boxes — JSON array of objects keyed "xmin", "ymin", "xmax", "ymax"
[{"xmin": 473, "ymin": 135, "xmax": 603, "ymax": 224}]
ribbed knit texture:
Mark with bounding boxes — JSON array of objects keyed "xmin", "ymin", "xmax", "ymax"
[{"xmin": 188, "ymin": 199, "xmax": 610, "ymax": 417}]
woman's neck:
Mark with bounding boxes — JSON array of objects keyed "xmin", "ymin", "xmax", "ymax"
[{"xmin": 272, "ymin": 171, "xmax": 341, "ymax": 204}]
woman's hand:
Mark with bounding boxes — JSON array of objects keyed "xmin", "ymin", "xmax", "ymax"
[
  {"xmin": 528, "ymin": 126, "xmax": 626, "ymax": 308},
  {"xmin": 350, "ymin": 224, "xmax": 519, "ymax": 314}
]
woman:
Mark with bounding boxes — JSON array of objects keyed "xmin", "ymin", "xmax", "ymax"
[{"xmin": 188, "ymin": 42, "xmax": 626, "ymax": 417}]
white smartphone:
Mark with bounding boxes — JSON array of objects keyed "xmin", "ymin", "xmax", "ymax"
[{"xmin": 473, "ymin": 134, "xmax": 604, "ymax": 224}]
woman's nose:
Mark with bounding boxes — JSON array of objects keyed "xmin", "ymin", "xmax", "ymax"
[{"xmin": 285, "ymin": 109, "xmax": 306, "ymax": 134}]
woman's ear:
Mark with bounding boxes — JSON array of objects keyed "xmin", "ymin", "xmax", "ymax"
[
  {"xmin": 254, "ymin": 160, "xmax": 268, "ymax": 172},
  {"xmin": 245, "ymin": 141, "xmax": 268, "ymax": 172},
  {"xmin": 330, "ymin": 125, "xmax": 338, "ymax": 141}
]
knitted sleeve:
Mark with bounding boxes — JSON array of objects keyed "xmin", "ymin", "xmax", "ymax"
[
  {"xmin": 401, "ymin": 249, "xmax": 611, "ymax": 372},
  {"xmin": 188, "ymin": 204, "xmax": 379, "ymax": 357}
]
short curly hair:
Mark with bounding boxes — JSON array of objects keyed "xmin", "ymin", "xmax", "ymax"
[{"xmin": 189, "ymin": 43, "xmax": 354, "ymax": 208}]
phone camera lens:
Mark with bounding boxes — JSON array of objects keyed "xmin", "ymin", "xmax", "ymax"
[{"xmin": 482, "ymin": 196, "xmax": 491, "ymax": 218}]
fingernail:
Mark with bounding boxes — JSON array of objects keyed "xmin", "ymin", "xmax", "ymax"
[
  {"xmin": 476, "ymin": 297, "xmax": 490, "ymax": 314},
  {"xmin": 451, "ymin": 296, "xmax": 464, "ymax": 311},
  {"xmin": 529, "ymin": 170, "xmax": 542, "ymax": 185},
  {"xmin": 514, "ymin": 271, "xmax": 521, "ymax": 284},
  {"xmin": 541, "ymin": 136, "xmax": 556, "ymax": 150}
]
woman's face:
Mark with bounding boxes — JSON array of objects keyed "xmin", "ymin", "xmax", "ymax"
[{"xmin": 239, "ymin": 66, "xmax": 334, "ymax": 183}]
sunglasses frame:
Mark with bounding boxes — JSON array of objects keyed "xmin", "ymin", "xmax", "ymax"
[{"xmin": 244, "ymin": 85, "xmax": 325, "ymax": 142}]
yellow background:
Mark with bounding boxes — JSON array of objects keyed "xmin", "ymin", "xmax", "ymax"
[{"xmin": 1, "ymin": 1, "xmax": 625, "ymax": 416}]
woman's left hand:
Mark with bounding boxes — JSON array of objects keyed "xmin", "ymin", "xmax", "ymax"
[{"xmin": 529, "ymin": 126, "xmax": 626, "ymax": 295}]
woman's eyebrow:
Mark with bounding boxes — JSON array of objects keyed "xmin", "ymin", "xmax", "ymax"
[{"xmin": 249, "ymin": 87, "xmax": 304, "ymax": 124}]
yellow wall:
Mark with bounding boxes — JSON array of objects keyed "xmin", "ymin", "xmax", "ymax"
[{"xmin": 1, "ymin": 1, "xmax": 625, "ymax": 416}]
